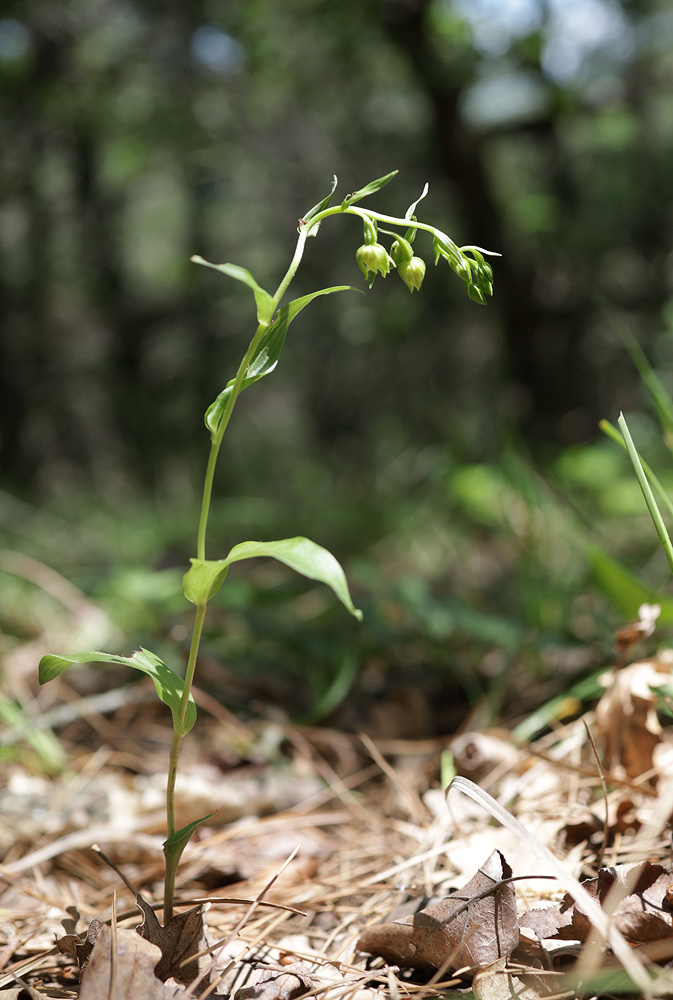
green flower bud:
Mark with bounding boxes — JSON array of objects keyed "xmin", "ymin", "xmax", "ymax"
[
  {"xmin": 449, "ymin": 257, "xmax": 471, "ymax": 283},
  {"xmin": 398, "ymin": 256, "xmax": 426, "ymax": 293},
  {"xmin": 390, "ymin": 237, "xmax": 414, "ymax": 267},
  {"xmin": 467, "ymin": 282, "xmax": 486, "ymax": 305},
  {"xmin": 356, "ymin": 243, "xmax": 394, "ymax": 287}
]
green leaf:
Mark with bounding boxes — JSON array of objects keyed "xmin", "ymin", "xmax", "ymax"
[
  {"xmin": 164, "ymin": 813, "xmax": 216, "ymax": 850},
  {"xmin": 302, "ymin": 175, "xmax": 338, "ymax": 236},
  {"xmin": 600, "ymin": 419, "xmax": 673, "ymax": 518},
  {"xmin": 204, "ymin": 285, "xmax": 359, "ymax": 438},
  {"xmin": 162, "ymin": 811, "xmax": 216, "ymax": 896},
  {"xmin": 190, "ymin": 536, "xmax": 362, "ymax": 620},
  {"xmin": 191, "ymin": 257, "xmax": 275, "ymax": 325},
  {"xmin": 588, "ymin": 546, "xmax": 673, "ymax": 624},
  {"xmin": 38, "ymin": 648, "xmax": 197, "ymax": 736},
  {"xmin": 183, "ymin": 559, "xmax": 229, "ymax": 604},
  {"xmin": 341, "ymin": 170, "xmax": 398, "ymax": 208}
]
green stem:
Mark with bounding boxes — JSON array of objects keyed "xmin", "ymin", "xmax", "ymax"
[
  {"xmin": 163, "ymin": 725, "xmax": 181, "ymax": 923},
  {"xmin": 163, "ymin": 224, "xmax": 314, "ymax": 921}
]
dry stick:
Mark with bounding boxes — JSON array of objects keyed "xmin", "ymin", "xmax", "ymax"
[
  {"xmin": 92, "ymin": 844, "xmax": 139, "ymax": 900},
  {"xmin": 582, "ymin": 719, "xmax": 609, "ymax": 871},
  {"xmin": 447, "ymin": 776, "xmax": 652, "ymax": 995}
]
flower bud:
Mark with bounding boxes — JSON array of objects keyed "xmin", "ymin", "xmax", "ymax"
[
  {"xmin": 356, "ymin": 243, "xmax": 394, "ymax": 287},
  {"xmin": 398, "ymin": 256, "xmax": 426, "ymax": 293},
  {"xmin": 390, "ymin": 237, "xmax": 414, "ymax": 267},
  {"xmin": 467, "ymin": 282, "xmax": 486, "ymax": 305}
]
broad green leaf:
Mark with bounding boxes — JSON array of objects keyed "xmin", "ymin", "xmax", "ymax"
[
  {"xmin": 191, "ymin": 257, "xmax": 275, "ymax": 325},
  {"xmin": 204, "ymin": 285, "xmax": 359, "ymax": 438},
  {"xmin": 588, "ymin": 546, "xmax": 673, "ymax": 624},
  {"xmin": 183, "ymin": 558, "xmax": 228, "ymax": 604},
  {"xmin": 302, "ymin": 175, "xmax": 338, "ymax": 236},
  {"xmin": 341, "ymin": 170, "xmax": 398, "ymax": 208},
  {"xmin": 38, "ymin": 648, "xmax": 197, "ymax": 736},
  {"xmin": 190, "ymin": 536, "xmax": 362, "ymax": 620}
]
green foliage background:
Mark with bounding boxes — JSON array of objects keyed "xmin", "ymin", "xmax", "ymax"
[{"xmin": 2, "ymin": 0, "xmax": 673, "ymax": 731}]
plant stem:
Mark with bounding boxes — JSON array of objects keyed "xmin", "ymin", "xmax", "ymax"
[{"xmin": 163, "ymin": 224, "xmax": 314, "ymax": 920}]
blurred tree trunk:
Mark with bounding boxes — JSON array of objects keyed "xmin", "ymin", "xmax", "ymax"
[{"xmin": 381, "ymin": 0, "xmax": 595, "ymax": 444}]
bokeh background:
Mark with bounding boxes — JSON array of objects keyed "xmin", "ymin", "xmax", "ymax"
[{"xmin": 2, "ymin": 0, "xmax": 673, "ymax": 740}]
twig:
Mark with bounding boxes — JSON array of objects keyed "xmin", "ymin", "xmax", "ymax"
[{"xmin": 583, "ymin": 719, "xmax": 609, "ymax": 870}]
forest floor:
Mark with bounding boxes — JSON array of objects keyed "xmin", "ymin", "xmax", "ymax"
[{"xmin": 3, "ymin": 632, "xmax": 673, "ymax": 1000}]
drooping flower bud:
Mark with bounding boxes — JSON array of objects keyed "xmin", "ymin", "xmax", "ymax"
[
  {"xmin": 390, "ymin": 237, "xmax": 414, "ymax": 267},
  {"xmin": 356, "ymin": 243, "xmax": 394, "ymax": 287},
  {"xmin": 467, "ymin": 282, "xmax": 486, "ymax": 305},
  {"xmin": 398, "ymin": 256, "xmax": 426, "ymax": 293}
]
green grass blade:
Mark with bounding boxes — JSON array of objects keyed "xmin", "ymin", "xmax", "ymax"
[
  {"xmin": 618, "ymin": 412, "xmax": 673, "ymax": 576},
  {"xmin": 600, "ymin": 419, "xmax": 673, "ymax": 519}
]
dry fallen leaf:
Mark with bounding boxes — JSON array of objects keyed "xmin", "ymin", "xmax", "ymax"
[
  {"xmin": 136, "ymin": 895, "xmax": 210, "ymax": 985},
  {"xmin": 593, "ymin": 655, "xmax": 672, "ymax": 780},
  {"xmin": 79, "ymin": 924, "xmax": 186, "ymax": 999},
  {"xmin": 521, "ymin": 861, "xmax": 673, "ymax": 947},
  {"xmin": 55, "ymin": 916, "xmax": 102, "ymax": 976},
  {"xmin": 358, "ymin": 850, "xmax": 519, "ymax": 972}
]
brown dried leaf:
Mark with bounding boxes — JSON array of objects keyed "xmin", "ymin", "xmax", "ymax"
[
  {"xmin": 55, "ymin": 917, "xmax": 102, "ymax": 976},
  {"xmin": 136, "ymin": 895, "xmax": 210, "ymax": 985},
  {"xmin": 593, "ymin": 657, "xmax": 669, "ymax": 779},
  {"xmin": 79, "ymin": 924, "xmax": 185, "ymax": 999},
  {"xmin": 358, "ymin": 850, "xmax": 519, "ymax": 972},
  {"xmin": 521, "ymin": 861, "xmax": 673, "ymax": 946},
  {"xmin": 233, "ymin": 961, "xmax": 315, "ymax": 1000}
]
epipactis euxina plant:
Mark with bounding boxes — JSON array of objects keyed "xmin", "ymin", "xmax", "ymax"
[{"xmin": 38, "ymin": 171, "xmax": 497, "ymax": 923}]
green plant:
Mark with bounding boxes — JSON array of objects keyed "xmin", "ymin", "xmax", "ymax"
[{"xmin": 38, "ymin": 171, "xmax": 496, "ymax": 923}]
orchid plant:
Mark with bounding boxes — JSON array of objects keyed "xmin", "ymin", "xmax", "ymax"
[{"xmin": 38, "ymin": 170, "xmax": 497, "ymax": 923}]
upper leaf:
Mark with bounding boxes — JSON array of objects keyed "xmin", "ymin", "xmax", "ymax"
[
  {"xmin": 183, "ymin": 536, "xmax": 362, "ymax": 620},
  {"xmin": 204, "ymin": 285, "xmax": 359, "ymax": 439},
  {"xmin": 183, "ymin": 558, "xmax": 229, "ymax": 604},
  {"xmin": 341, "ymin": 170, "xmax": 398, "ymax": 209},
  {"xmin": 302, "ymin": 175, "xmax": 338, "ymax": 236},
  {"xmin": 191, "ymin": 257, "xmax": 275, "ymax": 325},
  {"xmin": 38, "ymin": 648, "xmax": 197, "ymax": 736}
]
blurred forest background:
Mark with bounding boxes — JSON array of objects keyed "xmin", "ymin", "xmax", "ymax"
[{"xmin": 2, "ymin": 0, "xmax": 673, "ymax": 738}]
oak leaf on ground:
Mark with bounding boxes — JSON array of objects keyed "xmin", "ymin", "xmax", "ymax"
[{"xmin": 358, "ymin": 850, "xmax": 519, "ymax": 972}]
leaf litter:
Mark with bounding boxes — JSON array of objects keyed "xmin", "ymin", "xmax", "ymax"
[{"xmin": 5, "ymin": 638, "xmax": 673, "ymax": 997}]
